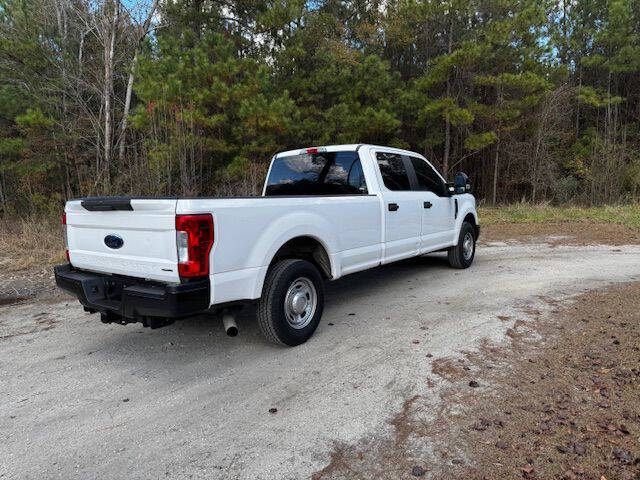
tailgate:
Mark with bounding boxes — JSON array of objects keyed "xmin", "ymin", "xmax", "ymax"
[{"xmin": 66, "ymin": 198, "xmax": 180, "ymax": 283}]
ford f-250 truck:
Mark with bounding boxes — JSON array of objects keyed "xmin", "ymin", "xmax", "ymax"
[{"xmin": 55, "ymin": 144, "xmax": 479, "ymax": 346}]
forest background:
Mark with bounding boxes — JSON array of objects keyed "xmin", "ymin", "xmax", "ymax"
[{"xmin": 1, "ymin": 0, "xmax": 640, "ymax": 218}]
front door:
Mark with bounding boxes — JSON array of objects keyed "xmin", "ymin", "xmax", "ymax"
[{"xmin": 405, "ymin": 155, "xmax": 456, "ymax": 252}]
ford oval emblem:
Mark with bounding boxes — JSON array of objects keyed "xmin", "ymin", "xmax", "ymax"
[{"xmin": 104, "ymin": 234, "xmax": 124, "ymax": 249}]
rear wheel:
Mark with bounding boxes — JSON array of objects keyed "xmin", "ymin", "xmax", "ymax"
[
  {"xmin": 257, "ymin": 259, "xmax": 324, "ymax": 346},
  {"xmin": 448, "ymin": 222, "xmax": 476, "ymax": 269}
]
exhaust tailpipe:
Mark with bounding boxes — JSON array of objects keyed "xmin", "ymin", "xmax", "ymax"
[{"xmin": 222, "ymin": 313, "xmax": 238, "ymax": 337}]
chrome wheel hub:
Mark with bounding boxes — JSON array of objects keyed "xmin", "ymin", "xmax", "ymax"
[
  {"xmin": 291, "ymin": 292, "xmax": 308, "ymax": 314},
  {"xmin": 284, "ymin": 277, "xmax": 317, "ymax": 329},
  {"xmin": 463, "ymin": 232, "xmax": 474, "ymax": 261}
]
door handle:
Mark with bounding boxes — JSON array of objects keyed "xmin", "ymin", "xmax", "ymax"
[
  {"xmin": 388, "ymin": 203, "xmax": 399, "ymax": 212},
  {"xmin": 424, "ymin": 201, "xmax": 432, "ymax": 209}
]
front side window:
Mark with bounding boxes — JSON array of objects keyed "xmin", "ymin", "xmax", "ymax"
[
  {"xmin": 409, "ymin": 156, "xmax": 446, "ymax": 196},
  {"xmin": 265, "ymin": 151, "xmax": 368, "ymax": 196},
  {"xmin": 376, "ymin": 152, "xmax": 411, "ymax": 191}
]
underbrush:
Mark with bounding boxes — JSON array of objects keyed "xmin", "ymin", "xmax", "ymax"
[
  {"xmin": 0, "ymin": 216, "xmax": 65, "ymax": 272},
  {"xmin": 480, "ymin": 203, "xmax": 640, "ymax": 229}
]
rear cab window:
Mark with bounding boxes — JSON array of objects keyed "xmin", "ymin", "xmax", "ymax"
[
  {"xmin": 265, "ymin": 151, "xmax": 368, "ymax": 196},
  {"xmin": 376, "ymin": 152, "xmax": 411, "ymax": 191}
]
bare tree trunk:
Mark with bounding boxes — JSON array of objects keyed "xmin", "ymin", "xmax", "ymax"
[
  {"xmin": 532, "ymin": 137, "xmax": 540, "ymax": 203},
  {"xmin": 606, "ymin": 69, "xmax": 612, "ymax": 145},
  {"xmin": 78, "ymin": 30, "xmax": 85, "ymax": 74},
  {"xmin": 0, "ymin": 171, "xmax": 7, "ymax": 217},
  {"xmin": 443, "ymin": 13, "xmax": 453, "ymax": 177},
  {"xmin": 492, "ymin": 84, "xmax": 503, "ymax": 206},
  {"xmin": 118, "ymin": 51, "xmax": 137, "ymax": 162},
  {"xmin": 561, "ymin": 0, "xmax": 569, "ymax": 64},
  {"xmin": 532, "ymin": 108, "xmax": 545, "ymax": 203},
  {"xmin": 54, "ymin": 0, "xmax": 71, "ymax": 198},
  {"xmin": 118, "ymin": 0, "xmax": 159, "ymax": 163},
  {"xmin": 576, "ymin": 69, "xmax": 581, "ymax": 137},
  {"xmin": 102, "ymin": 0, "xmax": 120, "ymax": 188},
  {"xmin": 492, "ymin": 142, "xmax": 499, "ymax": 206}
]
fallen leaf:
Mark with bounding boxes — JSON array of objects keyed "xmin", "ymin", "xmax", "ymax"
[
  {"xmin": 411, "ymin": 465, "xmax": 426, "ymax": 477},
  {"xmin": 472, "ymin": 418, "xmax": 491, "ymax": 431},
  {"xmin": 612, "ymin": 447, "xmax": 632, "ymax": 463}
]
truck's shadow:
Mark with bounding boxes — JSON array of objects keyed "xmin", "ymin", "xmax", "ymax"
[
  {"xmin": 168, "ymin": 254, "xmax": 449, "ymax": 336},
  {"xmin": 84, "ymin": 253, "xmax": 453, "ymax": 358},
  {"xmin": 325, "ymin": 253, "xmax": 450, "ymax": 301}
]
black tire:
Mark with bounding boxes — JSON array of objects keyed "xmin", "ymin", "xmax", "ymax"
[
  {"xmin": 448, "ymin": 222, "xmax": 476, "ymax": 269},
  {"xmin": 257, "ymin": 259, "xmax": 325, "ymax": 346}
]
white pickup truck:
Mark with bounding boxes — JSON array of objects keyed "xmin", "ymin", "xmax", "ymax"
[{"xmin": 55, "ymin": 144, "xmax": 479, "ymax": 346}]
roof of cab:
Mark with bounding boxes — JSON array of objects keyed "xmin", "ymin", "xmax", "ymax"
[
  {"xmin": 275, "ymin": 144, "xmax": 426, "ymax": 159},
  {"xmin": 275, "ymin": 144, "xmax": 361, "ymax": 158}
]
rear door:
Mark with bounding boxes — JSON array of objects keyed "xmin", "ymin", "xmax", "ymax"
[
  {"xmin": 374, "ymin": 151, "xmax": 422, "ymax": 263},
  {"xmin": 405, "ymin": 155, "xmax": 456, "ymax": 251},
  {"xmin": 66, "ymin": 198, "xmax": 180, "ymax": 283}
]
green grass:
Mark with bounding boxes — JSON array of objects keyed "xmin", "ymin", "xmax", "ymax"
[{"xmin": 479, "ymin": 204, "xmax": 640, "ymax": 229}]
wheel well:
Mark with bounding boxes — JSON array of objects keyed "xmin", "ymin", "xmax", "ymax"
[
  {"xmin": 463, "ymin": 213, "xmax": 479, "ymax": 239},
  {"xmin": 270, "ymin": 236, "xmax": 332, "ymax": 279}
]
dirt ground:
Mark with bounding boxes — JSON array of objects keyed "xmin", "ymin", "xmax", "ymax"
[
  {"xmin": 311, "ymin": 283, "xmax": 640, "ymax": 480},
  {"xmin": 481, "ymin": 222, "xmax": 640, "ymax": 246},
  {"xmin": 0, "ymin": 264, "xmax": 59, "ymax": 305},
  {"xmin": 449, "ymin": 283, "xmax": 640, "ymax": 480},
  {"xmin": 2, "ymin": 221, "xmax": 640, "ymax": 480}
]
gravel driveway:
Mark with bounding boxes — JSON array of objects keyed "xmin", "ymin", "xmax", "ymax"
[{"xmin": 2, "ymin": 238, "xmax": 640, "ymax": 480}]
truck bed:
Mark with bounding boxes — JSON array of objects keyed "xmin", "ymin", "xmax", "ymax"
[{"xmin": 66, "ymin": 194, "xmax": 383, "ymax": 305}]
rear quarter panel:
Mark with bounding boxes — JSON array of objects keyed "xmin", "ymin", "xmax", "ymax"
[{"xmin": 177, "ymin": 195, "xmax": 382, "ymax": 303}]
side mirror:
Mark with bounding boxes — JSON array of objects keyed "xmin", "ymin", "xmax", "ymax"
[{"xmin": 454, "ymin": 172, "xmax": 471, "ymax": 194}]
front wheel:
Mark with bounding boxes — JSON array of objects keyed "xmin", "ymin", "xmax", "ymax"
[
  {"xmin": 448, "ymin": 222, "xmax": 476, "ymax": 269},
  {"xmin": 257, "ymin": 259, "xmax": 325, "ymax": 346}
]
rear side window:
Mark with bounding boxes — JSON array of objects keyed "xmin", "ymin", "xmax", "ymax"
[
  {"xmin": 409, "ymin": 156, "xmax": 446, "ymax": 196},
  {"xmin": 376, "ymin": 152, "xmax": 411, "ymax": 191},
  {"xmin": 265, "ymin": 151, "xmax": 367, "ymax": 196}
]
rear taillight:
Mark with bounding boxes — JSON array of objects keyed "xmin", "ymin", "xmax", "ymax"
[
  {"xmin": 175, "ymin": 214, "xmax": 214, "ymax": 278},
  {"xmin": 62, "ymin": 211, "xmax": 70, "ymax": 262}
]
